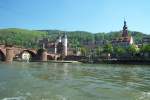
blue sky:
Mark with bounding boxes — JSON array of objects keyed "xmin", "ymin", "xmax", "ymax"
[{"xmin": 0, "ymin": 0, "xmax": 150, "ymax": 34}]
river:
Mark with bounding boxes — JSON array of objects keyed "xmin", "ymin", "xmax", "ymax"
[{"xmin": 0, "ymin": 62, "xmax": 150, "ymax": 100}]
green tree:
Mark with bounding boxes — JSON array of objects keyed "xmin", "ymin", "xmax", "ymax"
[
  {"xmin": 127, "ymin": 44, "xmax": 139, "ymax": 56},
  {"xmin": 103, "ymin": 44, "xmax": 113, "ymax": 54},
  {"xmin": 141, "ymin": 44, "xmax": 150, "ymax": 53},
  {"xmin": 80, "ymin": 47, "xmax": 88, "ymax": 56},
  {"xmin": 95, "ymin": 47, "xmax": 103, "ymax": 56},
  {"xmin": 114, "ymin": 46, "xmax": 126, "ymax": 57}
]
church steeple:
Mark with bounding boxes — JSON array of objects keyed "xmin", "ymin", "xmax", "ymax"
[{"xmin": 122, "ymin": 19, "xmax": 128, "ymax": 37}]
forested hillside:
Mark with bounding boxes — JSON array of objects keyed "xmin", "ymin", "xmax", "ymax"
[
  {"xmin": 0, "ymin": 28, "xmax": 149, "ymax": 48},
  {"xmin": 0, "ymin": 28, "xmax": 46, "ymax": 48}
]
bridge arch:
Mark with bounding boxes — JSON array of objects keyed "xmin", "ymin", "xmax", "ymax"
[
  {"xmin": 47, "ymin": 55, "xmax": 53, "ymax": 60},
  {"xmin": 20, "ymin": 50, "xmax": 37, "ymax": 61},
  {"xmin": 0, "ymin": 50, "xmax": 5, "ymax": 61}
]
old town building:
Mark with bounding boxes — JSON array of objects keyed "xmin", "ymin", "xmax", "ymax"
[{"xmin": 112, "ymin": 20, "xmax": 133, "ymax": 47}]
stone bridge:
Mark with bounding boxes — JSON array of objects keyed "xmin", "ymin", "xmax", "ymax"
[{"xmin": 0, "ymin": 44, "xmax": 59, "ymax": 62}]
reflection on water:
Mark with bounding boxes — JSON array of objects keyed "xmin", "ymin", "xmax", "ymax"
[{"xmin": 0, "ymin": 62, "xmax": 150, "ymax": 100}]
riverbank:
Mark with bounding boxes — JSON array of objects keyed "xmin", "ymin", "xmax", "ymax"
[
  {"xmin": 80, "ymin": 59, "xmax": 150, "ymax": 65},
  {"xmin": 102, "ymin": 59, "xmax": 150, "ymax": 65},
  {"xmin": 14, "ymin": 58, "xmax": 150, "ymax": 65},
  {"xmin": 14, "ymin": 59, "xmax": 81, "ymax": 64},
  {"xmin": 47, "ymin": 60, "xmax": 81, "ymax": 63}
]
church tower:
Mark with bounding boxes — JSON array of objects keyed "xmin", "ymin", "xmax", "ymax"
[
  {"xmin": 122, "ymin": 20, "xmax": 128, "ymax": 37},
  {"xmin": 55, "ymin": 33, "xmax": 62, "ymax": 54},
  {"xmin": 57, "ymin": 32, "xmax": 62, "ymax": 43},
  {"xmin": 62, "ymin": 33, "xmax": 68, "ymax": 56}
]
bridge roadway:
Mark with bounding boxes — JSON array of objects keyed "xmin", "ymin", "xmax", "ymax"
[{"xmin": 0, "ymin": 44, "xmax": 59, "ymax": 62}]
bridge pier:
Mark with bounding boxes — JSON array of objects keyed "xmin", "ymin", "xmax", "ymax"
[
  {"xmin": 41, "ymin": 50, "xmax": 47, "ymax": 61},
  {"xmin": 6, "ymin": 47, "xmax": 14, "ymax": 62}
]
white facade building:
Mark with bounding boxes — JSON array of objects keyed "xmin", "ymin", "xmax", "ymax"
[
  {"xmin": 54, "ymin": 33, "xmax": 68, "ymax": 56},
  {"xmin": 62, "ymin": 34, "xmax": 68, "ymax": 56}
]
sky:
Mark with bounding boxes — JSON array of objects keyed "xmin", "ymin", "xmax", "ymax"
[{"xmin": 0, "ymin": 0, "xmax": 150, "ymax": 34}]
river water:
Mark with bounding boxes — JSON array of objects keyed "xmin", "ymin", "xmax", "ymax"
[{"xmin": 0, "ymin": 62, "xmax": 150, "ymax": 100}]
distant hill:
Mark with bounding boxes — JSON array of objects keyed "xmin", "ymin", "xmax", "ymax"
[
  {"xmin": 0, "ymin": 28, "xmax": 46, "ymax": 48},
  {"xmin": 0, "ymin": 28, "xmax": 149, "ymax": 48},
  {"xmin": 39, "ymin": 30, "xmax": 149, "ymax": 44}
]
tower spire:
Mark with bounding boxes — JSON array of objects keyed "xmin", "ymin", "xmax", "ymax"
[
  {"xmin": 122, "ymin": 19, "xmax": 128, "ymax": 37},
  {"xmin": 124, "ymin": 18, "xmax": 126, "ymax": 26}
]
